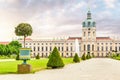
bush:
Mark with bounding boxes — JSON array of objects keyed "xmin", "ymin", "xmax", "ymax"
[
  {"xmin": 36, "ymin": 54, "xmax": 40, "ymax": 59},
  {"xmin": 81, "ymin": 53, "xmax": 86, "ymax": 60},
  {"xmin": 73, "ymin": 53, "xmax": 80, "ymax": 63},
  {"xmin": 111, "ymin": 53, "xmax": 117, "ymax": 58},
  {"xmin": 47, "ymin": 47, "xmax": 64, "ymax": 68},
  {"xmin": 86, "ymin": 52, "xmax": 91, "ymax": 59},
  {"xmin": 16, "ymin": 54, "xmax": 20, "ymax": 60}
]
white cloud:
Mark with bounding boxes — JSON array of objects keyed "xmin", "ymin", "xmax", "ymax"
[
  {"xmin": 104, "ymin": 0, "xmax": 117, "ymax": 8},
  {"xmin": 0, "ymin": 0, "xmax": 120, "ymax": 41},
  {"xmin": 71, "ymin": 1, "xmax": 86, "ymax": 11}
]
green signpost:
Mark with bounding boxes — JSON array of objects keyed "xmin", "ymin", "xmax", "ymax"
[{"xmin": 20, "ymin": 48, "xmax": 31, "ymax": 64}]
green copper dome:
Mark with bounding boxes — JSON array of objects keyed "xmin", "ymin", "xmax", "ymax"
[{"xmin": 82, "ymin": 10, "xmax": 96, "ymax": 27}]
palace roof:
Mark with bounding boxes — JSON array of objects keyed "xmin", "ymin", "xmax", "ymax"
[{"xmin": 0, "ymin": 42, "xmax": 9, "ymax": 45}]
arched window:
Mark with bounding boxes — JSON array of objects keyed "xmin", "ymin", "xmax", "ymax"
[
  {"xmin": 83, "ymin": 22, "xmax": 85, "ymax": 27},
  {"xmin": 92, "ymin": 45, "xmax": 94, "ymax": 51},
  {"xmin": 88, "ymin": 22, "xmax": 91, "ymax": 27},
  {"xmin": 87, "ymin": 44, "xmax": 90, "ymax": 51},
  {"xmin": 93, "ymin": 22, "xmax": 96, "ymax": 27},
  {"xmin": 84, "ymin": 45, "xmax": 86, "ymax": 51}
]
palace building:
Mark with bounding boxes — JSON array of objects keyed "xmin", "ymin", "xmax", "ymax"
[{"xmin": 19, "ymin": 10, "xmax": 120, "ymax": 57}]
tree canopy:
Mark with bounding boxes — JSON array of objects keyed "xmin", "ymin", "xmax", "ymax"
[
  {"xmin": 15, "ymin": 23, "xmax": 33, "ymax": 47},
  {"xmin": 0, "ymin": 41, "xmax": 22, "ymax": 56}
]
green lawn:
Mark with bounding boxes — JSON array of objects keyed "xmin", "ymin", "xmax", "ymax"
[{"xmin": 0, "ymin": 58, "xmax": 73, "ymax": 74}]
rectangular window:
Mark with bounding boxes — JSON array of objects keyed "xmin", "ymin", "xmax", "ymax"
[
  {"xmin": 42, "ymin": 47, "xmax": 44, "ymax": 51},
  {"xmin": 97, "ymin": 47, "xmax": 99, "ymax": 51},
  {"xmin": 71, "ymin": 47, "xmax": 72, "ymax": 51},
  {"xmin": 106, "ymin": 47, "xmax": 108, "ymax": 51},
  {"xmin": 84, "ymin": 45, "xmax": 86, "ymax": 51},
  {"xmin": 34, "ymin": 47, "xmax": 35, "ymax": 51},
  {"xmin": 46, "ymin": 47, "xmax": 48, "ymax": 51},
  {"xmin": 58, "ymin": 47, "xmax": 60, "ymax": 51},
  {"xmin": 92, "ymin": 45, "xmax": 94, "ymax": 51},
  {"xmin": 115, "ymin": 47, "xmax": 117, "ymax": 52},
  {"xmin": 102, "ymin": 46, "xmax": 103, "ymax": 51},
  {"xmin": 62, "ymin": 47, "xmax": 64, "ymax": 51},
  {"xmin": 50, "ymin": 47, "xmax": 52, "ymax": 51},
  {"xmin": 110, "ymin": 46, "xmax": 112, "ymax": 51},
  {"xmin": 66, "ymin": 47, "xmax": 68, "ymax": 51},
  {"xmin": 38, "ymin": 47, "xmax": 40, "ymax": 51}
]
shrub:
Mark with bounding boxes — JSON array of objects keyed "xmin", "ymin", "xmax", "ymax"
[
  {"xmin": 116, "ymin": 53, "xmax": 120, "ymax": 57},
  {"xmin": 111, "ymin": 53, "xmax": 117, "ymax": 58},
  {"xmin": 86, "ymin": 52, "xmax": 92, "ymax": 59},
  {"xmin": 16, "ymin": 54, "xmax": 20, "ymax": 60},
  {"xmin": 36, "ymin": 54, "xmax": 40, "ymax": 59},
  {"xmin": 73, "ymin": 53, "xmax": 80, "ymax": 63},
  {"xmin": 47, "ymin": 47, "xmax": 64, "ymax": 68},
  {"xmin": 81, "ymin": 53, "xmax": 86, "ymax": 60}
]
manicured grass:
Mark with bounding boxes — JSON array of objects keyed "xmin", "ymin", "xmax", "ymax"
[{"xmin": 0, "ymin": 58, "xmax": 73, "ymax": 74}]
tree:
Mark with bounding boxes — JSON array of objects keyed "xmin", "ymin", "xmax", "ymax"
[
  {"xmin": 36, "ymin": 54, "xmax": 40, "ymax": 59},
  {"xmin": 47, "ymin": 47, "xmax": 64, "ymax": 68},
  {"xmin": 15, "ymin": 23, "xmax": 33, "ymax": 48},
  {"xmin": 73, "ymin": 53, "xmax": 80, "ymax": 63},
  {"xmin": 81, "ymin": 53, "xmax": 86, "ymax": 60},
  {"xmin": 86, "ymin": 52, "xmax": 91, "ymax": 59},
  {"xmin": 9, "ymin": 41, "xmax": 22, "ymax": 48}
]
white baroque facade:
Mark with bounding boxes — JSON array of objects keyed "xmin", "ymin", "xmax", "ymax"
[{"xmin": 19, "ymin": 10, "xmax": 120, "ymax": 57}]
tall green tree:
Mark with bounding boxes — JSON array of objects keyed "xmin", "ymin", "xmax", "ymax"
[
  {"xmin": 47, "ymin": 47, "xmax": 64, "ymax": 68},
  {"xmin": 15, "ymin": 23, "xmax": 33, "ymax": 48}
]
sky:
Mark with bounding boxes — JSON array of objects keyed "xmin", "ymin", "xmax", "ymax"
[{"xmin": 0, "ymin": 0, "xmax": 120, "ymax": 41}]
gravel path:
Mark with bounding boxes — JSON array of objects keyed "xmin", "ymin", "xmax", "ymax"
[{"xmin": 0, "ymin": 58, "xmax": 120, "ymax": 80}]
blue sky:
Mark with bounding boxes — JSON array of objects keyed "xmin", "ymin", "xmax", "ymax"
[{"xmin": 0, "ymin": 0, "xmax": 120, "ymax": 41}]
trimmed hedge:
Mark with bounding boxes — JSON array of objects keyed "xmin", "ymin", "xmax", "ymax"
[
  {"xmin": 81, "ymin": 53, "xmax": 86, "ymax": 60},
  {"xmin": 47, "ymin": 47, "xmax": 64, "ymax": 68},
  {"xmin": 36, "ymin": 54, "xmax": 40, "ymax": 59},
  {"xmin": 73, "ymin": 53, "xmax": 80, "ymax": 63}
]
